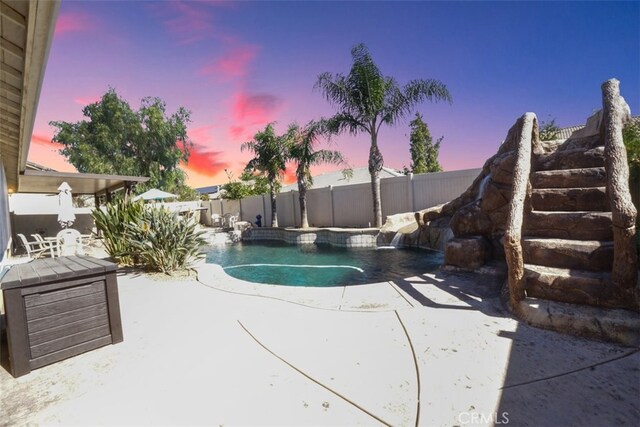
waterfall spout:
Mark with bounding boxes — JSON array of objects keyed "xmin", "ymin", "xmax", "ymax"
[{"xmin": 475, "ymin": 174, "xmax": 492, "ymax": 202}]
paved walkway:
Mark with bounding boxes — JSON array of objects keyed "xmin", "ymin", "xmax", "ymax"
[{"xmin": 1, "ymin": 263, "xmax": 638, "ymax": 426}]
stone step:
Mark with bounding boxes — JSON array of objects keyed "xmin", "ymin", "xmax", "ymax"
[
  {"xmin": 524, "ymin": 211, "xmax": 612, "ymax": 240},
  {"xmin": 518, "ymin": 298, "xmax": 640, "ymax": 346},
  {"xmin": 531, "ymin": 187, "xmax": 609, "ymax": 211},
  {"xmin": 531, "ymin": 167, "xmax": 606, "ymax": 189},
  {"xmin": 524, "ymin": 264, "xmax": 614, "ymax": 308},
  {"xmin": 522, "ymin": 237, "xmax": 613, "ymax": 271},
  {"xmin": 534, "ymin": 146, "xmax": 605, "ymax": 171}
]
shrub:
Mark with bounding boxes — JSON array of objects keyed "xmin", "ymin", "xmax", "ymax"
[
  {"xmin": 92, "ymin": 198, "xmax": 145, "ymax": 265},
  {"xmin": 124, "ymin": 206, "xmax": 207, "ymax": 274},
  {"xmin": 539, "ymin": 117, "xmax": 560, "ymax": 141}
]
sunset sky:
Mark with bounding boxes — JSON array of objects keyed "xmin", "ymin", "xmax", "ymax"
[{"xmin": 29, "ymin": 1, "xmax": 639, "ymax": 188}]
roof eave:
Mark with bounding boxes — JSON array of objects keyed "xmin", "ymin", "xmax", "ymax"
[{"xmin": 15, "ymin": 0, "xmax": 60, "ymax": 190}]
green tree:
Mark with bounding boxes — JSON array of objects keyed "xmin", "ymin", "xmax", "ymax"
[
  {"xmin": 539, "ymin": 117, "xmax": 560, "ymax": 141},
  {"xmin": 289, "ymin": 120, "xmax": 344, "ymax": 228},
  {"xmin": 409, "ymin": 112, "xmax": 443, "ymax": 173},
  {"xmin": 315, "ymin": 43, "xmax": 451, "ymax": 226},
  {"xmin": 221, "ymin": 169, "xmax": 274, "ymax": 200},
  {"xmin": 624, "ymin": 119, "xmax": 640, "ymax": 182},
  {"xmin": 241, "ymin": 123, "xmax": 293, "ymax": 226},
  {"xmin": 50, "ymin": 88, "xmax": 196, "ymax": 199}
]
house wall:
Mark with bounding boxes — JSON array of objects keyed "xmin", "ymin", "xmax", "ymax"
[
  {"xmin": 1, "ymin": 163, "xmax": 11, "ymax": 262},
  {"xmin": 202, "ymin": 168, "xmax": 481, "ymax": 228}
]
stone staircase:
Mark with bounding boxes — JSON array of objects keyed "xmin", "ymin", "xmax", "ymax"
[{"xmin": 521, "ymin": 134, "xmax": 626, "ymax": 308}]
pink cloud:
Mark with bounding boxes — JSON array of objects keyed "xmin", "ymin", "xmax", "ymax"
[
  {"xmin": 152, "ymin": 1, "xmax": 219, "ymax": 45},
  {"xmin": 229, "ymin": 125, "xmax": 246, "ymax": 140},
  {"xmin": 74, "ymin": 96, "xmax": 101, "ymax": 106},
  {"xmin": 232, "ymin": 91, "xmax": 282, "ymax": 125},
  {"xmin": 182, "ymin": 145, "xmax": 229, "ymax": 177},
  {"xmin": 55, "ymin": 12, "xmax": 94, "ymax": 36},
  {"xmin": 283, "ymin": 165, "xmax": 297, "ymax": 185},
  {"xmin": 188, "ymin": 124, "xmax": 216, "ymax": 145},
  {"xmin": 225, "ymin": 91, "xmax": 284, "ymax": 142},
  {"xmin": 200, "ymin": 45, "xmax": 258, "ymax": 80},
  {"xmin": 31, "ymin": 133, "xmax": 56, "ymax": 148}
]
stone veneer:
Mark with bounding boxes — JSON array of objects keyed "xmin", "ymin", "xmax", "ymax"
[{"xmin": 242, "ymin": 227, "xmax": 380, "ymax": 248}]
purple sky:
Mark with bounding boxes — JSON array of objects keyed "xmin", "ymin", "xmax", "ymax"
[{"xmin": 29, "ymin": 1, "xmax": 640, "ymax": 188}]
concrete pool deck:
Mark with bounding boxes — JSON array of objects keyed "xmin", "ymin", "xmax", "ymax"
[{"xmin": 1, "ymin": 262, "xmax": 639, "ymax": 426}]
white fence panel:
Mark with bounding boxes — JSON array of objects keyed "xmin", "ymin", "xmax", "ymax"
[
  {"xmin": 275, "ymin": 192, "xmax": 297, "ymax": 227},
  {"xmin": 221, "ymin": 199, "xmax": 241, "ymax": 217},
  {"xmin": 306, "ymin": 187, "xmax": 333, "ymax": 227},
  {"xmin": 332, "ymin": 183, "xmax": 374, "ymax": 227},
  {"xmin": 412, "ymin": 168, "xmax": 480, "ymax": 210},
  {"xmin": 240, "ymin": 195, "xmax": 265, "ymax": 224},
  {"xmin": 381, "ymin": 175, "xmax": 411, "ymax": 219},
  {"xmin": 203, "ymin": 168, "xmax": 481, "ymax": 228}
]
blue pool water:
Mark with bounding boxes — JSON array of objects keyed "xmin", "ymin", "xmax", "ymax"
[{"xmin": 205, "ymin": 241, "xmax": 443, "ymax": 287}]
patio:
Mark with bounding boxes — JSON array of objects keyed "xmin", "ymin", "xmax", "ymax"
[{"xmin": 1, "ymin": 263, "xmax": 638, "ymax": 425}]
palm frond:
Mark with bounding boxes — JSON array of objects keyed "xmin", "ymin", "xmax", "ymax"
[
  {"xmin": 379, "ymin": 79, "xmax": 452, "ymax": 128},
  {"xmin": 324, "ymin": 113, "xmax": 368, "ymax": 137}
]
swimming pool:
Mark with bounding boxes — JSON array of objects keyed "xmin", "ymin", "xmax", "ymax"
[{"xmin": 205, "ymin": 241, "xmax": 443, "ymax": 287}]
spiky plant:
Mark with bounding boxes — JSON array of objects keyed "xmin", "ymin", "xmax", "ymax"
[
  {"xmin": 124, "ymin": 206, "xmax": 207, "ymax": 274},
  {"xmin": 92, "ymin": 198, "xmax": 145, "ymax": 265}
]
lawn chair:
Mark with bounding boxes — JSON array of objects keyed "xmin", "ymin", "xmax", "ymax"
[
  {"xmin": 223, "ymin": 213, "xmax": 238, "ymax": 229},
  {"xmin": 31, "ymin": 233, "xmax": 58, "ymax": 258},
  {"xmin": 56, "ymin": 229, "xmax": 85, "ymax": 257},
  {"xmin": 16, "ymin": 234, "xmax": 51, "ymax": 259},
  {"xmin": 211, "ymin": 213, "xmax": 223, "ymax": 228}
]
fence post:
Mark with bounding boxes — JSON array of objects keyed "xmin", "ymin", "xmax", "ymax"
[
  {"xmin": 290, "ymin": 191, "xmax": 295, "ymax": 227},
  {"xmin": 329, "ymin": 185, "xmax": 335, "ymax": 227},
  {"xmin": 407, "ymin": 173, "xmax": 415, "ymax": 212}
]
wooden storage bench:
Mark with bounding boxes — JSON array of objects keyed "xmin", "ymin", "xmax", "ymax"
[{"xmin": 1, "ymin": 256, "xmax": 123, "ymax": 377}]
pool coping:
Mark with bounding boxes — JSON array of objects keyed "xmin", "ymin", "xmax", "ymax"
[
  {"xmin": 242, "ymin": 226, "xmax": 382, "ymax": 248},
  {"xmin": 195, "ymin": 262, "xmax": 418, "ymax": 312}
]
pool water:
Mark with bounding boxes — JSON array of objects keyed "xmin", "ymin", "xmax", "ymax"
[{"xmin": 205, "ymin": 241, "xmax": 443, "ymax": 287}]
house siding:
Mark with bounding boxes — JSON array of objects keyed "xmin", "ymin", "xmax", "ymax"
[{"xmin": 1, "ymin": 163, "xmax": 11, "ymax": 262}]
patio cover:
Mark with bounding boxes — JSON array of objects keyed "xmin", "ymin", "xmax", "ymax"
[{"xmin": 18, "ymin": 169, "xmax": 148, "ymax": 196}]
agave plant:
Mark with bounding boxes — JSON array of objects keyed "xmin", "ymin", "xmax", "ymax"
[
  {"xmin": 124, "ymin": 206, "xmax": 207, "ymax": 274},
  {"xmin": 92, "ymin": 198, "xmax": 145, "ymax": 265}
]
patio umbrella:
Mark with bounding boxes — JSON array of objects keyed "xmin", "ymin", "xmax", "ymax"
[
  {"xmin": 133, "ymin": 189, "xmax": 178, "ymax": 202},
  {"xmin": 57, "ymin": 181, "xmax": 75, "ymax": 228}
]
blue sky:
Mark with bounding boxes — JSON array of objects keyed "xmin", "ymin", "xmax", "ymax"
[{"xmin": 30, "ymin": 1, "xmax": 639, "ymax": 187}]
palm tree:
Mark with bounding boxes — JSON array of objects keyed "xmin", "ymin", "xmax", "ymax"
[
  {"xmin": 289, "ymin": 120, "xmax": 344, "ymax": 228},
  {"xmin": 241, "ymin": 123, "xmax": 293, "ymax": 227},
  {"xmin": 315, "ymin": 43, "xmax": 452, "ymax": 227}
]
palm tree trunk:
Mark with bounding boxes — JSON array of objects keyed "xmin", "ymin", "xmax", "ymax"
[
  {"xmin": 298, "ymin": 181, "xmax": 309, "ymax": 228},
  {"xmin": 368, "ymin": 136, "xmax": 384, "ymax": 227},
  {"xmin": 270, "ymin": 184, "xmax": 278, "ymax": 227}
]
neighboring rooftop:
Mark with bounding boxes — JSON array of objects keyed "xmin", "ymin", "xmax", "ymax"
[
  {"xmin": 25, "ymin": 161, "xmax": 55, "ymax": 172},
  {"xmin": 557, "ymin": 115, "xmax": 639, "ymax": 140},
  {"xmin": 280, "ymin": 167, "xmax": 403, "ymax": 192},
  {"xmin": 195, "ymin": 185, "xmax": 221, "ymax": 197}
]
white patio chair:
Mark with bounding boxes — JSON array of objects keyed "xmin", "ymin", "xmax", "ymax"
[
  {"xmin": 223, "ymin": 213, "xmax": 238, "ymax": 229},
  {"xmin": 56, "ymin": 229, "xmax": 85, "ymax": 257},
  {"xmin": 16, "ymin": 233, "xmax": 50, "ymax": 259},
  {"xmin": 31, "ymin": 233, "xmax": 58, "ymax": 258},
  {"xmin": 211, "ymin": 213, "xmax": 223, "ymax": 228}
]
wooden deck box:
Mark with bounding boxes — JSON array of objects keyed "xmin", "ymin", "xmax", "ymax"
[{"xmin": 1, "ymin": 256, "xmax": 123, "ymax": 377}]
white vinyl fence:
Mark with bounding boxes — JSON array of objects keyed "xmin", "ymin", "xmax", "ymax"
[{"xmin": 202, "ymin": 168, "xmax": 481, "ymax": 228}]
